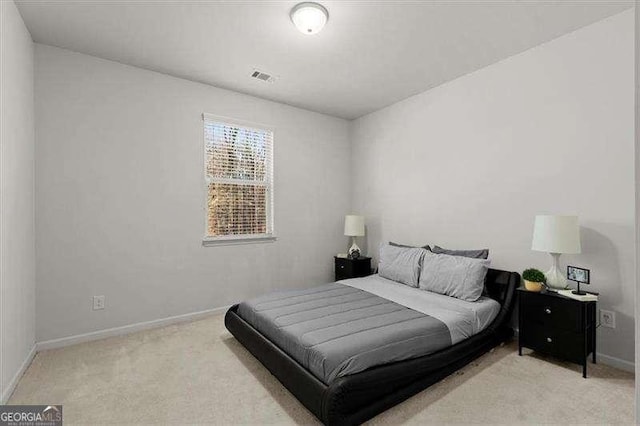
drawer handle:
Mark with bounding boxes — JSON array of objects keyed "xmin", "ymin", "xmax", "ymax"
[
  {"xmin": 546, "ymin": 337, "xmax": 553, "ymax": 343},
  {"xmin": 339, "ymin": 265, "xmax": 344, "ymax": 269},
  {"xmin": 545, "ymin": 308, "xmax": 551, "ymax": 314}
]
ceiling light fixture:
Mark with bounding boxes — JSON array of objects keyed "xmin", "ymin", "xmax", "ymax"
[{"xmin": 290, "ymin": 2, "xmax": 329, "ymax": 35}]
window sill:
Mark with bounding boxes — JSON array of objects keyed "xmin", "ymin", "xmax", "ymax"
[{"xmin": 202, "ymin": 236, "xmax": 277, "ymax": 247}]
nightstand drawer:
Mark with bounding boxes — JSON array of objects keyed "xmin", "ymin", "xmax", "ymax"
[
  {"xmin": 334, "ymin": 257, "xmax": 371, "ymax": 281},
  {"xmin": 520, "ymin": 292, "xmax": 582, "ymax": 332},
  {"xmin": 335, "ymin": 259, "xmax": 354, "ymax": 281},
  {"xmin": 520, "ymin": 323, "xmax": 585, "ymax": 364}
]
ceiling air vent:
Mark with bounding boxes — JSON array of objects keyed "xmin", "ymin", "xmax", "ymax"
[{"xmin": 251, "ymin": 69, "xmax": 276, "ymax": 83}]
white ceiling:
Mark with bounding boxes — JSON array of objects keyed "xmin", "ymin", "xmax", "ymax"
[{"xmin": 16, "ymin": 1, "xmax": 632, "ymax": 119}]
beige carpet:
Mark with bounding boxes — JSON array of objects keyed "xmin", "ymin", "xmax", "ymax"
[{"xmin": 10, "ymin": 313, "xmax": 635, "ymax": 424}]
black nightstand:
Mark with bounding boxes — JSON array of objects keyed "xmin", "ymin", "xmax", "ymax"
[
  {"xmin": 334, "ymin": 256, "xmax": 372, "ymax": 281},
  {"xmin": 518, "ymin": 288, "xmax": 597, "ymax": 378}
]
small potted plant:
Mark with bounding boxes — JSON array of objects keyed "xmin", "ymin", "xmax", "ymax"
[{"xmin": 522, "ymin": 268, "xmax": 546, "ymax": 292}]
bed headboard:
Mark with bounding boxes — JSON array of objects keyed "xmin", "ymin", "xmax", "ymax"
[
  {"xmin": 484, "ymin": 268, "xmax": 519, "ymax": 330},
  {"xmin": 484, "ymin": 268, "xmax": 520, "ymax": 306},
  {"xmin": 485, "ymin": 268, "xmax": 519, "ymax": 305}
]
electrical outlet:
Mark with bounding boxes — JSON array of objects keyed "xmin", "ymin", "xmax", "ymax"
[
  {"xmin": 93, "ymin": 295, "xmax": 105, "ymax": 311},
  {"xmin": 600, "ymin": 309, "xmax": 615, "ymax": 328}
]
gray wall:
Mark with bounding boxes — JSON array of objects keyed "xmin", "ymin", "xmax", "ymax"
[
  {"xmin": 35, "ymin": 45, "xmax": 351, "ymax": 342},
  {"xmin": 351, "ymin": 10, "xmax": 635, "ymax": 366},
  {"xmin": 0, "ymin": 0, "xmax": 36, "ymax": 402}
]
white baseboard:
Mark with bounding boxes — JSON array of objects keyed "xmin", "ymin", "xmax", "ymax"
[
  {"xmin": 597, "ymin": 353, "xmax": 635, "ymax": 373},
  {"xmin": 1, "ymin": 344, "xmax": 36, "ymax": 404},
  {"xmin": 36, "ymin": 305, "xmax": 231, "ymax": 351}
]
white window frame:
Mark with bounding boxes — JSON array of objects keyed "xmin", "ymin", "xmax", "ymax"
[{"xmin": 202, "ymin": 113, "xmax": 275, "ymax": 246}]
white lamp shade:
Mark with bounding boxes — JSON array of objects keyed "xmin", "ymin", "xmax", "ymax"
[
  {"xmin": 531, "ymin": 215, "xmax": 581, "ymax": 254},
  {"xmin": 344, "ymin": 215, "xmax": 365, "ymax": 237}
]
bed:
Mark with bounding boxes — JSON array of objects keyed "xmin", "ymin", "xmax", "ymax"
[{"xmin": 225, "ymin": 268, "xmax": 518, "ymax": 425}]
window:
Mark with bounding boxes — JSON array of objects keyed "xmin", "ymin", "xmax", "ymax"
[{"xmin": 203, "ymin": 114, "xmax": 274, "ymax": 244}]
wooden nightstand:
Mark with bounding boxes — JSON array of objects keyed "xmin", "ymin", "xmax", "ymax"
[
  {"xmin": 334, "ymin": 256, "xmax": 372, "ymax": 281},
  {"xmin": 518, "ymin": 288, "xmax": 597, "ymax": 378}
]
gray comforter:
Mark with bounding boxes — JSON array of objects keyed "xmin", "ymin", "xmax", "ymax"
[{"xmin": 237, "ymin": 282, "xmax": 452, "ymax": 384}]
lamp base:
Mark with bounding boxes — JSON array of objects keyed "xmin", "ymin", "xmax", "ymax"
[
  {"xmin": 348, "ymin": 238, "xmax": 361, "ymax": 259},
  {"xmin": 545, "ymin": 253, "xmax": 567, "ymax": 290}
]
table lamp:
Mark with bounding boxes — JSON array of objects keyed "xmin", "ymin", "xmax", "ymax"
[
  {"xmin": 531, "ymin": 215, "xmax": 581, "ymax": 289},
  {"xmin": 344, "ymin": 215, "xmax": 365, "ymax": 259}
]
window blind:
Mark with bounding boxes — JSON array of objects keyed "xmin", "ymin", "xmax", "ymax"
[{"xmin": 203, "ymin": 116, "xmax": 274, "ymax": 240}]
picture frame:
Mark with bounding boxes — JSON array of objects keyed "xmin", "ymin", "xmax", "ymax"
[{"xmin": 567, "ymin": 265, "xmax": 590, "ymax": 284}]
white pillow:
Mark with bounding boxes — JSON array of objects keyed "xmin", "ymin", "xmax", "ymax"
[
  {"xmin": 418, "ymin": 251, "xmax": 490, "ymax": 301},
  {"xmin": 378, "ymin": 243, "xmax": 426, "ymax": 287}
]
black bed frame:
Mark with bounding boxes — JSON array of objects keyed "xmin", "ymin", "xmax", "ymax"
[{"xmin": 225, "ymin": 268, "xmax": 519, "ymax": 425}]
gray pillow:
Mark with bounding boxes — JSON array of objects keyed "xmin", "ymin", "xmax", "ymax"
[
  {"xmin": 389, "ymin": 241, "xmax": 431, "ymax": 251},
  {"xmin": 418, "ymin": 251, "xmax": 490, "ymax": 301},
  {"xmin": 431, "ymin": 245, "xmax": 489, "ymax": 259},
  {"xmin": 378, "ymin": 244, "xmax": 426, "ymax": 287}
]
